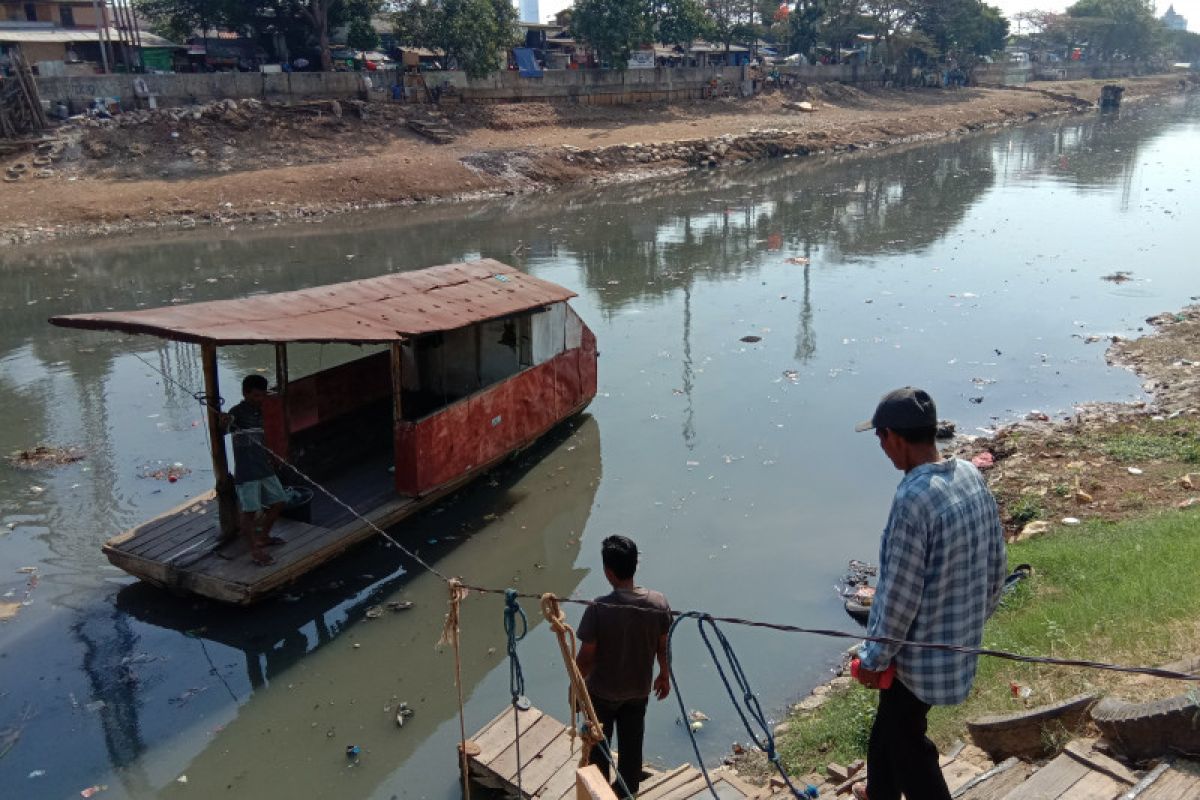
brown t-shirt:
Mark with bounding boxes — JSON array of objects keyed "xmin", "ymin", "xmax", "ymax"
[{"xmin": 577, "ymin": 587, "xmax": 672, "ymax": 703}]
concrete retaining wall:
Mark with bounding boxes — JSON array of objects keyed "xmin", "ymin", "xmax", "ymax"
[
  {"xmin": 48, "ymin": 58, "xmax": 1139, "ymax": 109},
  {"xmin": 35, "ymin": 71, "xmax": 369, "ymax": 112}
]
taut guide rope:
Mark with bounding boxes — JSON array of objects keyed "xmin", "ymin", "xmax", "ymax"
[
  {"xmin": 134, "ymin": 350, "xmax": 1200, "ymax": 799},
  {"xmin": 438, "ymin": 578, "xmax": 472, "ymax": 800},
  {"xmin": 539, "ymin": 594, "xmax": 634, "ymax": 800}
]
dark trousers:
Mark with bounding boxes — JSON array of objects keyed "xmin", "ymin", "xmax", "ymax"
[
  {"xmin": 588, "ymin": 695, "xmax": 648, "ymax": 799},
  {"xmin": 866, "ymin": 680, "xmax": 951, "ymax": 800}
]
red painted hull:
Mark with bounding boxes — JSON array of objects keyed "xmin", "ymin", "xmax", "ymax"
[{"xmin": 393, "ymin": 328, "xmax": 597, "ymax": 496}]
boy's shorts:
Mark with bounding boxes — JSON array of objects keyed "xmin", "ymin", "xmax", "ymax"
[{"xmin": 235, "ymin": 475, "xmax": 287, "ymax": 513}]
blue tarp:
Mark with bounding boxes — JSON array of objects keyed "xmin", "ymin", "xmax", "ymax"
[{"xmin": 514, "ymin": 47, "xmax": 543, "ymax": 78}]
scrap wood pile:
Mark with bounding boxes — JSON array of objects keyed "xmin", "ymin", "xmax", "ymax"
[{"xmin": 0, "ymin": 50, "xmax": 48, "ymax": 144}]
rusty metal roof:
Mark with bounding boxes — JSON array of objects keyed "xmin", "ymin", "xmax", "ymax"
[{"xmin": 50, "ymin": 260, "xmax": 577, "ymax": 345}]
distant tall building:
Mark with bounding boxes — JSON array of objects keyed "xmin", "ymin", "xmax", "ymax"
[
  {"xmin": 519, "ymin": 0, "xmax": 540, "ymax": 24},
  {"xmin": 1161, "ymin": 4, "xmax": 1187, "ymax": 31}
]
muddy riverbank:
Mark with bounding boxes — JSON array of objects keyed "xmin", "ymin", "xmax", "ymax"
[{"xmin": 0, "ymin": 74, "xmax": 1193, "ymax": 247}]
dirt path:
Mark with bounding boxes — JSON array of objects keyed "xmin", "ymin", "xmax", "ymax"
[{"xmin": 0, "ymin": 74, "xmax": 1192, "ymax": 246}]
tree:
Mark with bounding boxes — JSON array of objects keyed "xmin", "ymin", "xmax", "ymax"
[
  {"xmin": 572, "ymin": 0, "xmax": 653, "ymax": 67},
  {"xmin": 134, "ymin": 0, "xmax": 245, "ymax": 42},
  {"xmin": 1065, "ymin": 0, "xmax": 1158, "ymax": 61},
  {"xmin": 656, "ymin": 0, "xmax": 711, "ymax": 47},
  {"xmin": 705, "ymin": 0, "xmax": 757, "ymax": 53},
  {"xmin": 786, "ymin": 0, "xmax": 825, "ymax": 59},
  {"xmin": 912, "ymin": 0, "xmax": 1008, "ymax": 62},
  {"xmin": 394, "ymin": 0, "xmax": 517, "ymax": 77},
  {"xmin": 297, "ymin": 0, "xmax": 337, "ymax": 70},
  {"xmin": 345, "ymin": 0, "xmax": 382, "ymax": 50}
]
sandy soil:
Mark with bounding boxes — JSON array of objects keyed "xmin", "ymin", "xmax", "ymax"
[{"xmin": 0, "ymin": 73, "xmax": 1193, "ymax": 246}]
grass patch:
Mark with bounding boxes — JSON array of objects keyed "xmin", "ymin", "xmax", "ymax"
[
  {"xmin": 1090, "ymin": 419, "xmax": 1200, "ymax": 464},
  {"xmin": 1009, "ymin": 493, "xmax": 1044, "ymax": 525},
  {"xmin": 778, "ymin": 685, "xmax": 877, "ymax": 776},
  {"xmin": 776, "ymin": 510, "xmax": 1200, "ymax": 774}
]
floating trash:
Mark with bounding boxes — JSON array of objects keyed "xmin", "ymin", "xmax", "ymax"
[{"xmin": 395, "ymin": 702, "xmax": 414, "ymax": 728}]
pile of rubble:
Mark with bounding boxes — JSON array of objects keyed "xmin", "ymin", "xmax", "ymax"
[{"xmin": 559, "ymin": 128, "xmax": 853, "ymax": 170}]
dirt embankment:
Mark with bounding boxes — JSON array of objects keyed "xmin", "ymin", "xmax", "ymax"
[
  {"xmin": 952, "ymin": 305, "xmax": 1200, "ymax": 540},
  {"xmin": 0, "ymin": 73, "xmax": 1193, "ymax": 246}
]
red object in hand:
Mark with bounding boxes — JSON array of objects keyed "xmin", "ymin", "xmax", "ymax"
[{"xmin": 850, "ymin": 658, "xmax": 895, "ymax": 689}]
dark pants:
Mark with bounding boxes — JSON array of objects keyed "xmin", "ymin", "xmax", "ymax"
[
  {"xmin": 589, "ymin": 695, "xmax": 648, "ymax": 799},
  {"xmin": 866, "ymin": 680, "xmax": 951, "ymax": 800}
]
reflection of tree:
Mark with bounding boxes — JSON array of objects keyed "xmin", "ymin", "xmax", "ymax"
[{"xmin": 991, "ymin": 110, "xmax": 1163, "ymax": 199}]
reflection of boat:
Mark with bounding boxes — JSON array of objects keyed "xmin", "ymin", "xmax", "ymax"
[
  {"xmin": 51, "ymin": 260, "xmax": 597, "ymax": 604},
  {"xmin": 114, "ymin": 415, "xmax": 601, "ymax": 799}
]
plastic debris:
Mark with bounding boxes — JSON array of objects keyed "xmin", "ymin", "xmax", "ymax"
[
  {"xmin": 739, "ymin": 335, "xmax": 762, "ymax": 343},
  {"xmin": 176, "ymin": 775, "xmax": 188, "ymax": 784},
  {"xmin": 1061, "ymin": 517, "xmax": 1081, "ymax": 526},
  {"xmin": 785, "ymin": 256, "xmax": 810, "ymax": 265},
  {"xmin": 8, "ymin": 445, "xmax": 85, "ymax": 468},
  {"xmin": 28, "ymin": 770, "xmax": 45, "ymax": 779},
  {"xmin": 386, "ymin": 600, "xmax": 414, "ymax": 612},
  {"xmin": 364, "ymin": 606, "xmax": 383, "ymax": 619},
  {"xmin": 395, "ymin": 702, "xmax": 414, "ymax": 727},
  {"xmin": 970, "ymin": 452, "xmax": 995, "ymax": 470},
  {"xmin": 346, "ymin": 744, "xmax": 361, "ymax": 758},
  {"xmin": 690, "ymin": 720, "xmax": 704, "ymax": 732},
  {"xmin": 80, "ymin": 786, "xmax": 107, "ymax": 798},
  {"xmin": 1127, "ymin": 467, "xmax": 1144, "ymax": 475}
]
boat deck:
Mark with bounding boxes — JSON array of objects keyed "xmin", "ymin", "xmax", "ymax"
[
  {"xmin": 103, "ymin": 456, "xmax": 415, "ymax": 604},
  {"xmin": 465, "ymin": 704, "xmax": 758, "ymax": 800}
]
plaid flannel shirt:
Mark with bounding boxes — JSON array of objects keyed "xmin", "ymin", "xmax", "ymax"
[{"xmin": 858, "ymin": 458, "xmax": 1006, "ymax": 706}]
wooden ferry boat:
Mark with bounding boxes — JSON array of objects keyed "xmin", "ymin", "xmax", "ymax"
[{"xmin": 51, "ymin": 259, "xmax": 597, "ymax": 604}]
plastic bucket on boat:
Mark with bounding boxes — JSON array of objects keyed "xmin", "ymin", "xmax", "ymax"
[{"xmin": 282, "ymin": 486, "xmax": 314, "ymax": 523}]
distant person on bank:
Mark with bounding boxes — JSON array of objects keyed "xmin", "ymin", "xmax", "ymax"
[
  {"xmin": 219, "ymin": 374, "xmax": 287, "ymax": 567},
  {"xmin": 576, "ymin": 535, "xmax": 672, "ymax": 799},
  {"xmin": 851, "ymin": 388, "xmax": 1006, "ymax": 800}
]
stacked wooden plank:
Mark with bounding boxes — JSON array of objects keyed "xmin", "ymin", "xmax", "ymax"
[{"xmin": 0, "ymin": 50, "xmax": 49, "ymax": 140}]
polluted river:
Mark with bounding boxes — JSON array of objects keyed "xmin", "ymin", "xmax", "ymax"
[{"xmin": 0, "ymin": 94, "xmax": 1197, "ymax": 799}]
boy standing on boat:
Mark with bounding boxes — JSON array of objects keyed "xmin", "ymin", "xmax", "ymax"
[
  {"xmin": 576, "ymin": 535, "xmax": 672, "ymax": 799},
  {"xmin": 219, "ymin": 374, "xmax": 287, "ymax": 566},
  {"xmin": 850, "ymin": 387, "xmax": 1006, "ymax": 800}
]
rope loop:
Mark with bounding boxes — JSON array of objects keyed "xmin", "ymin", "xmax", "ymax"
[
  {"xmin": 670, "ymin": 612, "xmax": 813, "ymax": 799},
  {"xmin": 504, "ymin": 588, "xmax": 527, "ymax": 703}
]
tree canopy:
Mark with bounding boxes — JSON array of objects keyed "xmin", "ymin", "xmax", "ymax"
[{"xmin": 393, "ymin": 0, "xmax": 518, "ymax": 78}]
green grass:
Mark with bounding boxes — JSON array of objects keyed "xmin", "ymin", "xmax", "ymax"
[
  {"xmin": 777, "ymin": 511, "xmax": 1200, "ymax": 774},
  {"xmin": 1090, "ymin": 419, "xmax": 1200, "ymax": 464},
  {"xmin": 1008, "ymin": 493, "xmax": 1044, "ymax": 525}
]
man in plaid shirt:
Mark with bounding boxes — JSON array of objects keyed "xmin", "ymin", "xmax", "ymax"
[{"xmin": 851, "ymin": 387, "xmax": 1006, "ymax": 800}]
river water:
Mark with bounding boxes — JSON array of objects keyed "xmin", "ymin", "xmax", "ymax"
[{"xmin": 1, "ymin": 95, "xmax": 1197, "ymax": 799}]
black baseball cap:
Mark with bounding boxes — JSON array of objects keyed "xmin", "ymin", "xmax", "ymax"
[{"xmin": 855, "ymin": 387, "xmax": 937, "ymax": 432}]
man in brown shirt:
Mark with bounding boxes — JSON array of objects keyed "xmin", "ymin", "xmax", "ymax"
[{"xmin": 576, "ymin": 535, "xmax": 672, "ymax": 798}]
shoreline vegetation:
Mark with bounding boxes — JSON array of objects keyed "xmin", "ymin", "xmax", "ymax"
[
  {"xmin": 731, "ymin": 306, "xmax": 1200, "ymax": 790},
  {"xmin": 0, "ymin": 73, "xmax": 1194, "ymax": 247}
]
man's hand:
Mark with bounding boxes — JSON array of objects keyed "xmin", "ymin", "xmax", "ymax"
[
  {"xmin": 653, "ymin": 672, "xmax": 670, "ymax": 700},
  {"xmin": 853, "ymin": 665, "xmax": 888, "ymax": 689}
]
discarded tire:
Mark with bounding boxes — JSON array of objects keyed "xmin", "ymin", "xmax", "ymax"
[
  {"xmin": 966, "ymin": 693, "xmax": 1097, "ymax": 760},
  {"xmin": 1091, "ymin": 694, "xmax": 1200, "ymax": 761}
]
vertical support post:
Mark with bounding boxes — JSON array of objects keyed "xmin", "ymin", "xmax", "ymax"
[
  {"xmin": 390, "ymin": 341, "xmax": 405, "ymax": 495},
  {"xmin": 201, "ymin": 343, "xmax": 239, "ymax": 538},
  {"xmin": 274, "ymin": 343, "xmax": 289, "ymax": 394}
]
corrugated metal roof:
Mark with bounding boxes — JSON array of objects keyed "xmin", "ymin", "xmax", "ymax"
[
  {"xmin": 0, "ymin": 27, "xmax": 179, "ymax": 47},
  {"xmin": 50, "ymin": 260, "xmax": 578, "ymax": 345}
]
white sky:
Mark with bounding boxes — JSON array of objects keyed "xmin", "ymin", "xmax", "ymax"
[{"xmin": 531, "ymin": 0, "xmax": 1196, "ymax": 33}]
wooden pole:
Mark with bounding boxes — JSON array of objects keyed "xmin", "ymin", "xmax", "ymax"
[
  {"xmin": 391, "ymin": 342, "xmax": 405, "ymax": 494},
  {"xmin": 201, "ymin": 343, "xmax": 239, "ymax": 538}
]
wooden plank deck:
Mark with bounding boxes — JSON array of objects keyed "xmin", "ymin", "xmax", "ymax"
[
  {"xmin": 101, "ymin": 456, "xmax": 422, "ymax": 604},
  {"xmin": 465, "ymin": 705, "xmax": 759, "ymax": 800}
]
